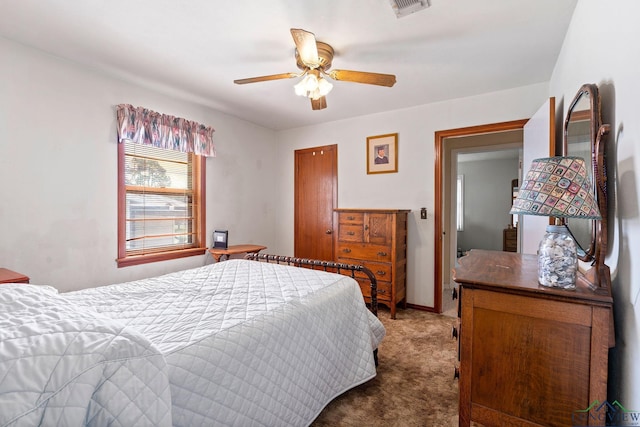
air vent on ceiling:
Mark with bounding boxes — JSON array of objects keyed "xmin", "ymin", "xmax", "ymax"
[{"xmin": 389, "ymin": 0, "xmax": 430, "ymax": 18}]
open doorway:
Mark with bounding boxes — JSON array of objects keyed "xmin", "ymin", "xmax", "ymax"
[
  {"xmin": 434, "ymin": 120, "xmax": 527, "ymax": 314},
  {"xmin": 455, "ymin": 146, "xmax": 521, "ymax": 255}
]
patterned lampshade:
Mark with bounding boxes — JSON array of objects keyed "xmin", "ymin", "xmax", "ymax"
[{"xmin": 510, "ymin": 156, "xmax": 601, "ymax": 220}]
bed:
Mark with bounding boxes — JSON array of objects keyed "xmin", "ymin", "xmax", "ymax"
[
  {"xmin": 0, "ymin": 255, "xmax": 384, "ymax": 427},
  {"xmin": 0, "ymin": 284, "xmax": 173, "ymax": 426}
]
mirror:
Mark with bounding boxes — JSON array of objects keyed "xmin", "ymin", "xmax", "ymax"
[{"xmin": 563, "ymin": 83, "xmax": 608, "ymax": 265}]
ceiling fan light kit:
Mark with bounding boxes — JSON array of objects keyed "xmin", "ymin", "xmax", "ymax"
[
  {"xmin": 234, "ymin": 28, "xmax": 396, "ymax": 111},
  {"xmin": 294, "ymin": 71, "xmax": 333, "ymax": 100}
]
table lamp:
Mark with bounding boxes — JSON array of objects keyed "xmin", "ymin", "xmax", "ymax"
[{"xmin": 510, "ymin": 156, "xmax": 601, "ymax": 289}]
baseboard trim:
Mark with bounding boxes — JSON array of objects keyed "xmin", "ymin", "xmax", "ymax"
[{"xmin": 406, "ymin": 303, "xmax": 438, "ymax": 313}]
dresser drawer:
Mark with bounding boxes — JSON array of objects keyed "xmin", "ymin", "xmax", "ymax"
[
  {"xmin": 338, "ymin": 224, "xmax": 364, "ymax": 242},
  {"xmin": 337, "ymin": 258, "xmax": 392, "ymax": 281},
  {"xmin": 336, "ymin": 243, "xmax": 392, "ymax": 262},
  {"xmin": 504, "ymin": 240, "xmax": 517, "ymax": 252},
  {"xmin": 355, "ymin": 278, "xmax": 392, "ymax": 301},
  {"xmin": 338, "ymin": 212, "xmax": 364, "ymax": 224},
  {"xmin": 363, "ymin": 261, "xmax": 392, "ymax": 281}
]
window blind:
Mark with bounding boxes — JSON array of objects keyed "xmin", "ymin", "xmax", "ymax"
[{"xmin": 124, "ymin": 141, "xmax": 197, "ymax": 255}]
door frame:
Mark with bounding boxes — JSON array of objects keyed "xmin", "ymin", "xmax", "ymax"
[{"xmin": 434, "ymin": 120, "xmax": 528, "ymax": 313}]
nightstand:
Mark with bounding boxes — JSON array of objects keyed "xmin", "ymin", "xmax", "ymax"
[
  {"xmin": 0, "ymin": 268, "xmax": 30, "ymax": 284},
  {"xmin": 209, "ymin": 244, "xmax": 267, "ymax": 262}
]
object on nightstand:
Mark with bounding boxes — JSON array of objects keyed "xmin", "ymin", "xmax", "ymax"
[{"xmin": 213, "ymin": 230, "xmax": 228, "ymax": 249}]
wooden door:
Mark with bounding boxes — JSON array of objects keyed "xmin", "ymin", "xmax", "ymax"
[
  {"xmin": 521, "ymin": 97, "xmax": 556, "ymax": 254},
  {"xmin": 294, "ymin": 145, "xmax": 337, "ymax": 260}
]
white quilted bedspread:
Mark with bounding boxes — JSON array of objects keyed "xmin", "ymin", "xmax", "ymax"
[
  {"xmin": 65, "ymin": 259, "xmax": 385, "ymax": 427},
  {"xmin": 0, "ymin": 284, "xmax": 172, "ymax": 427}
]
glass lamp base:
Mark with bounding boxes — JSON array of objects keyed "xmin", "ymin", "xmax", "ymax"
[{"xmin": 537, "ymin": 225, "xmax": 577, "ymax": 290}]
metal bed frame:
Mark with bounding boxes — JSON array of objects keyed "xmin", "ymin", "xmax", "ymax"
[{"xmin": 244, "ymin": 253, "xmax": 378, "ymax": 317}]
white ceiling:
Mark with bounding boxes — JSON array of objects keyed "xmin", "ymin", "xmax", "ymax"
[{"xmin": 0, "ymin": 0, "xmax": 578, "ymax": 131}]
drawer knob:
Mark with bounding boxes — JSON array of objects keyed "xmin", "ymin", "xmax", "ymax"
[
  {"xmin": 454, "ymin": 367, "xmax": 460, "ymax": 380},
  {"xmin": 347, "ymin": 231, "xmax": 355, "ymax": 236},
  {"xmin": 379, "ymin": 289, "xmax": 386, "ymax": 294},
  {"xmin": 452, "ymin": 288, "xmax": 458, "ymax": 300},
  {"xmin": 376, "ymin": 271, "xmax": 386, "ymax": 276},
  {"xmin": 347, "ymin": 216, "xmax": 355, "ymax": 220},
  {"xmin": 342, "ymin": 248, "xmax": 351, "ymax": 253},
  {"xmin": 377, "ymin": 251, "xmax": 387, "ymax": 257},
  {"xmin": 452, "ymin": 326, "xmax": 458, "ymax": 339}
]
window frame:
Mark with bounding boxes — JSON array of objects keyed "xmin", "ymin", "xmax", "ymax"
[
  {"xmin": 117, "ymin": 142, "xmax": 206, "ymax": 267},
  {"xmin": 456, "ymin": 174, "xmax": 464, "ymax": 232}
]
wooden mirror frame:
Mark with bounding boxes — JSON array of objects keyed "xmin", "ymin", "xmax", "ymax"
[{"xmin": 563, "ymin": 83, "xmax": 611, "ymax": 291}]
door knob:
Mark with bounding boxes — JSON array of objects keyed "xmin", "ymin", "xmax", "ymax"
[{"xmin": 326, "ymin": 229, "xmax": 332, "ymax": 234}]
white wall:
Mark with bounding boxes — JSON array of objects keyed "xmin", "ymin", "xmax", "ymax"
[
  {"xmin": 274, "ymin": 83, "xmax": 550, "ymax": 308},
  {"xmin": 457, "ymin": 157, "xmax": 519, "ymax": 253},
  {"xmin": 0, "ymin": 37, "xmax": 279, "ymax": 292},
  {"xmin": 549, "ymin": 0, "xmax": 640, "ymax": 411}
]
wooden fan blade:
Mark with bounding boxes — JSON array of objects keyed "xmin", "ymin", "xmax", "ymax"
[
  {"xmin": 291, "ymin": 28, "xmax": 320, "ymax": 68},
  {"xmin": 327, "ymin": 69, "xmax": 396, "ymax": 87},
  {"xmin": 311, "ymin": 96, "xmax": 327, "ymax": 110},
  {"xmin": 234, "ymin": 72, "xmax": 299, "ymax": 85}
]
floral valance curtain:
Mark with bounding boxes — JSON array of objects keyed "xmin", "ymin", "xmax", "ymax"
[{"xmin": 116, "ymin": 104, "xmax": 216, "ymax": 157}]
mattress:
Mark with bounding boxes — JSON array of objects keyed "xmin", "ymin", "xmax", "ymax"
[
  {"xmin": 65, "ymin": 259, "xmax": 385, "ymax": 427},
  {"xmin": 0, "ymin": 284, "xmax": 172, "ymax": 427}
]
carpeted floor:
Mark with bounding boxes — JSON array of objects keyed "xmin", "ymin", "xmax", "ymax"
[{"xmin": 312, "ymin": 307, "xmax": 459, "ymax": 426}]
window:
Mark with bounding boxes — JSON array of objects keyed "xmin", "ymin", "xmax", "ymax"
[
  {"xmin": 117, "ymin": 141, "xmax": 206, "ymax": 267},
  {"xmin": 456, "ymin": 175, "xmax": 464, "ymax": 232}
]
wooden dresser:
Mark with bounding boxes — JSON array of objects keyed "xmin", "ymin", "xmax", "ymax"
[
  {"xmin": 0, "ymin": 268, "xmax": 30, "ymax": 284},
  {"xmin": 334, "ymin": 208, "xmax": 409, "ymax": 319},
  {"xmin": 502, "ymin": 227, "xmax": 517, "ymax": 252},
  {"xmin": 452, "ymin": 250, "xmax": 613, "ymax": 427}
]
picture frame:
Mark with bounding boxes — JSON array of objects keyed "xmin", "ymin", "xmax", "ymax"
[{"xmin": 366, "ymin": 133, "xmax": 398, "ymax": 174}]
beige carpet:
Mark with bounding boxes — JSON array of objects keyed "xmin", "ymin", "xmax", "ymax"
[{"xmin": 312, "ymin": 307, "xmax": 459, "ymax": 426}]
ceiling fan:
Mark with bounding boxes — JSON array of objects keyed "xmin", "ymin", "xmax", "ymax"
[{"xmin": 233, "ymin": 28, "xmax": 397, "ymax": 110}]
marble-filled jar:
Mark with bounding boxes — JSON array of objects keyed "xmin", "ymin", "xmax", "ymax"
[{"xmin": 537, "ymin": 224, "xmax": 577, "ymax": 289}]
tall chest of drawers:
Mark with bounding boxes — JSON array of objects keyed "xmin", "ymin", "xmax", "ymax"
[{"xmin": 334, "ymin": 208, "xmax": 409, "ymax": 319}]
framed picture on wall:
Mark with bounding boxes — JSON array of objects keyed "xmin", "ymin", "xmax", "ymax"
[{"xmin": 367, "ymin": 133, "xmax": 398, "ymax": 174}]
